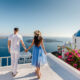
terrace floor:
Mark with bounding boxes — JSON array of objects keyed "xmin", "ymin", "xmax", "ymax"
[{"xmin": 0, "ymin": 53, "xmax": 80, "ymax": 80}]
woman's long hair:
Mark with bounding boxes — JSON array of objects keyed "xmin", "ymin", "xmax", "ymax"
[{"xmin": 34, "ymin": 30, "xmax": 43, "ymax": 47}]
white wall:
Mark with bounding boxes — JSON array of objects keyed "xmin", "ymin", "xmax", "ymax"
[{"xmin": 73, "ymin": 36, "xmax": 80, "ymax": 49}]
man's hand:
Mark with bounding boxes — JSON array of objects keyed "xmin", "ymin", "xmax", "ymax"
[{"xmin": 25, "ymin": 49, "xmax": 28, "ymax": 52}]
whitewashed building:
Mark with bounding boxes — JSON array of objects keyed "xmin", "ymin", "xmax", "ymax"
[
  {"xmin": 73, "ymin": 30, "xmax": 80, "ymax": 49},
  {"xmin": 62, "ymin": 30, "xmax": 80, "ymax": 59}
]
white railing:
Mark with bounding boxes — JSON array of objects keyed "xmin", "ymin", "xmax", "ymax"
[
  {"xmin": 0, "ymin": 56, "xmax": 31, "ymax": 67},
  {"xmin": 0, "ymin": 56, "xmax": 11, "ymax": 66}
]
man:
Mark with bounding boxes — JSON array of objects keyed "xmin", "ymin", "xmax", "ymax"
[{"xmin": 8, "ymin": 28, "xmax": 26, "ymax": 76}]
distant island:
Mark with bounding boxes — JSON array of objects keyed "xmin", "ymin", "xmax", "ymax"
[
  {"xmin": 26, "ymin": 38, "xmax": 63, "ymax": 43},
  {"xmin": 0, "ymin": 36, "xmax": 63, "ymax": 43},
  {"xmin": 0, "ymin": 36, "xmax": 7, "ymax": 39}
]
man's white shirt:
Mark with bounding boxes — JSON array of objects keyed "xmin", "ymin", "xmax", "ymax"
[{"xmin": 8, "ymin": 33, "xmax": 23, "ymax": 52}]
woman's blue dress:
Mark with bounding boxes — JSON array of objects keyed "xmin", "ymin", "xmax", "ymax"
[{"xmin": 32, "ymin": 45, "xmax": 47, "ymax": 67}]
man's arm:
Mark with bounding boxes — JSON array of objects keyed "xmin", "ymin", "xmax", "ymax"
[
  {"xmin": 20, "ymin": 40, "xmax": 26, "ymax": 50},
  {"xmin": 8, "ymin": 40, "xmax": 11, "ymax": 53}
]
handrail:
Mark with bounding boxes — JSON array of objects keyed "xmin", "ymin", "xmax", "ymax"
[
  {"xmin": 0, "ymin": 56, "xmax": 11, "ymax": 67},
  {"xmin": 0, "ymin": 56, "xmax": 31, "ymax": 67},
  {"xmin": 0, "ymin": 57, "xmax": 1, "ymax": 67}
]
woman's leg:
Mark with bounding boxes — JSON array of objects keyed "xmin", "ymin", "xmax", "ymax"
[{"xmin": 37, "ymin": 67, "xmax": 41, "ymax": 79}]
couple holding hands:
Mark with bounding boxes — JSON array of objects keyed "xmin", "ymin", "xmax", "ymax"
[{"xmin": 8, "ymin": 28, "xmax": 47, "ymax": 79}]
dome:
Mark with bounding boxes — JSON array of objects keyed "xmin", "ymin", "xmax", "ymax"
[{"xmin": 74, "ymin": 30, "xmax": 80, "ymax": 37}]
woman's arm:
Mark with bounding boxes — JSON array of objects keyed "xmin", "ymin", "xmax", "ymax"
[
  {"xmin": 26, "ymin": 39, "xmax": 34, "ymax": 52},
  {"xmin": 41, "ymin": 40, "xmax": 47, "ymax": 55}
]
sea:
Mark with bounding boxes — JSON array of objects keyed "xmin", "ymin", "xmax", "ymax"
[{"xmin": 0, "ymin": 37, "xmax": 72, "ymax": 66}]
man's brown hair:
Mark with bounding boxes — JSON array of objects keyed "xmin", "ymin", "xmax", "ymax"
[{"xmin": 14, "ymin": 28, "xmax": 19, "ymax": 32}]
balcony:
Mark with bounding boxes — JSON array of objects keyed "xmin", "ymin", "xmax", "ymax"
[{"xmin": 0, "ymin": 53, "xmax": 80, "ymax": 80}]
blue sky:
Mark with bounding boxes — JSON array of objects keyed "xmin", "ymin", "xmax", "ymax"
[{"xmin": 0, "ymin": 0, "xmax": 80, "ymax": 37}]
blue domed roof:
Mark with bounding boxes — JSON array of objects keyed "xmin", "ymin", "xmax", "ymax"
[{"xmin": 74, "ymin": 30, "xmax": 80, "ymax": 37}]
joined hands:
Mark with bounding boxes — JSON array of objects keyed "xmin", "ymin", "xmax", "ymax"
[{"xmin": 25, "ymin": 49, "xmax": 28, "ymax": 52}]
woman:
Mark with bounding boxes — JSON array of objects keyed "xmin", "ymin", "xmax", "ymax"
[{"xmin": 25, "ymin": 30, "xmax": 47, "ymax": 79}]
